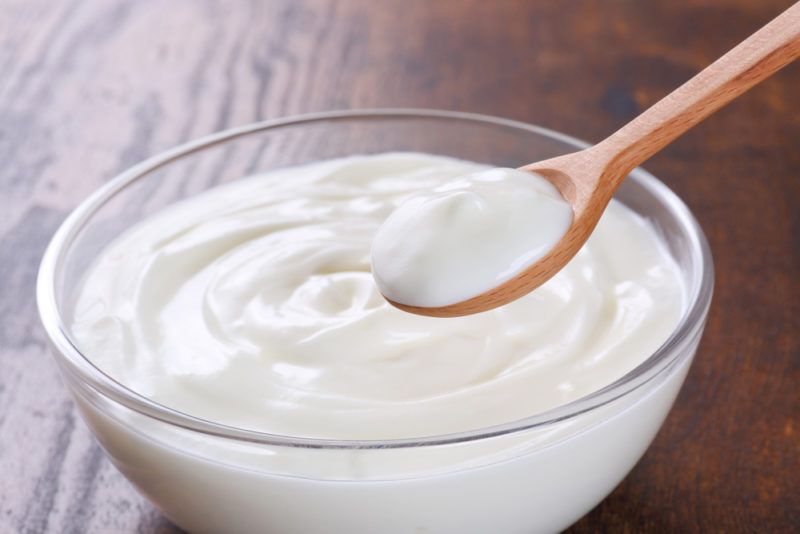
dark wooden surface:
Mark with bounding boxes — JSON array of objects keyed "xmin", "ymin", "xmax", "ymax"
[{"xmin": 1, "ymin": 1, "xmax": 798, "ymax": 532}]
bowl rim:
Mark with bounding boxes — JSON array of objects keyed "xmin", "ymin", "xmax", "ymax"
[{"xmin": 36, "ymin": 108, "xmax": 714, "ymax": 449}]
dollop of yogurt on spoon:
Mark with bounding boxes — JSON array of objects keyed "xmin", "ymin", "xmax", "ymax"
[{"xmin": 371, "ymin": 167, "xmax": 573, "ymax": 308}]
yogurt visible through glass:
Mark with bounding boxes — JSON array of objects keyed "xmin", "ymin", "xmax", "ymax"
[{"xmin": 71, "ymin": 152, "xmax": 686, "ymax": 442}]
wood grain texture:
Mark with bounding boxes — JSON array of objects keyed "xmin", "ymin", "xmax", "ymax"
[{"xmin": 0, "ymin": 0, "xmax": 797, "ymax": 532}]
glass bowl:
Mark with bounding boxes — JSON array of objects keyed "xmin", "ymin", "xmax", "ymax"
[{"xmin": 37, "ymin": 109, "xmax": 713, "ymax": 534}]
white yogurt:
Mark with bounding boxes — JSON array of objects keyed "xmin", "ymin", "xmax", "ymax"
[
  {"xmin": 58, "ymin": 151, "xmax": 701, "ymax": 533},
  {"xmin": 371, "ymin": 167, "xmax": 573, "ymax": 307},
  {"xmin": 71, "ymin": 152, "xmax": 685, "ymax": 443}
]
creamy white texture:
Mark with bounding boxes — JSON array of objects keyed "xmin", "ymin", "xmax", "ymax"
[
  {"xmin": 371, "ymin": 167, "xmax": 573, "ymax": 307},
  {"xmin": 71, "ymin": 152, "xmax": 685, "ymax": 440}
]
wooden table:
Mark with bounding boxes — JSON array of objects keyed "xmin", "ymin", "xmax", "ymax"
[{"xmin": 1, "ymin": 1, "xmax": 797, "ymax": 532}]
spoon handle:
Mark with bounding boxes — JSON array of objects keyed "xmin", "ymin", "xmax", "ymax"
[{"xmin": 599, "ymin": 2, "xmax": 800, "ymax": 180}]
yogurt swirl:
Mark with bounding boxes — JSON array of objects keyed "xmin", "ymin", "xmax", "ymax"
[{"xmin": 71, "ymin": 153, "xmax": 685, "ymax": 439}]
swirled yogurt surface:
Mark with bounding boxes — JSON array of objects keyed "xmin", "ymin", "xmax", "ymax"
[
  {"xmin": 71, "ymin": 152, "xmax": 685, "ymax": 440},
  {"xmin": 372, "ymin": 167, "xmax": 573, "ymax": 307}
]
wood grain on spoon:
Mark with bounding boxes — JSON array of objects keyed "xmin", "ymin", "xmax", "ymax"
[{"xmin": 391, "ymin": 1, "xmax": 800, "ymax": 318}]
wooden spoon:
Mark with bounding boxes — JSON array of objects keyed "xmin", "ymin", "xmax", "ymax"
[{"xmin": 390, "ymin": 1, "xmax": 800, "ymax": 318}]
